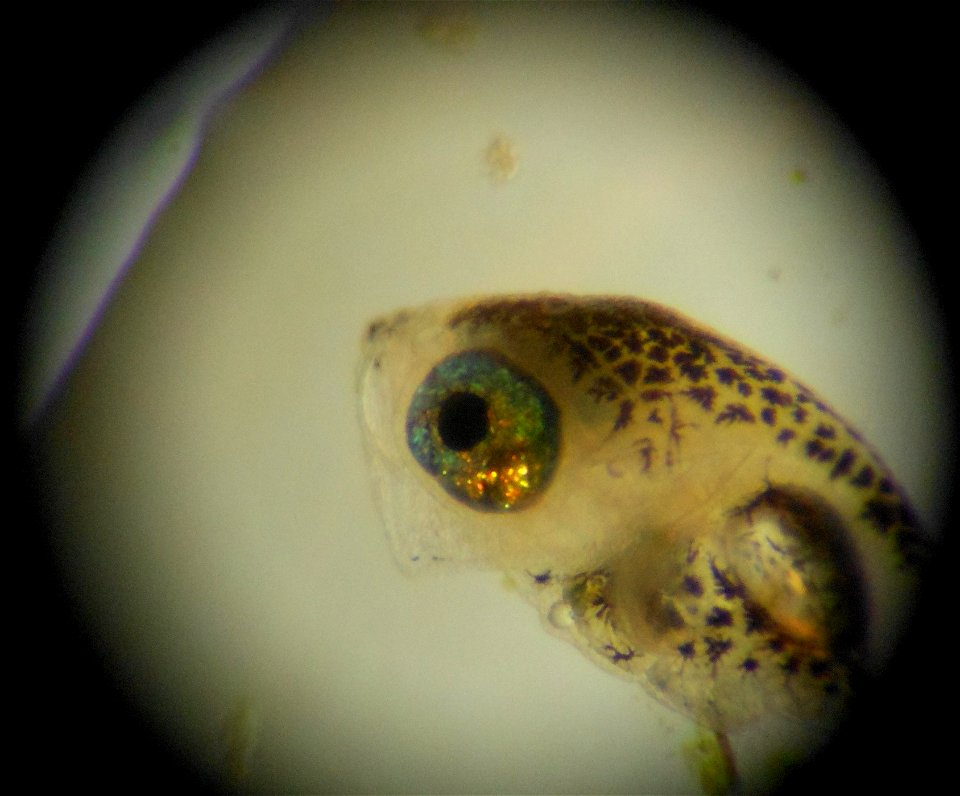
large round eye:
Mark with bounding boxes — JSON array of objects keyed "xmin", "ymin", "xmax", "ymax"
[{"xmin": 405, "ymin": 350, "xmax": 560, "ymax": 511}]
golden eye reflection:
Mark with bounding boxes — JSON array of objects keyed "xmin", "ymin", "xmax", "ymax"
[
  {"xmin": 405, "ymin": 349, "xmax": 560, "ymax": 511},
  {"xmin": 358, "ymin": 294, "xmax": 927, "ymax": 791}
]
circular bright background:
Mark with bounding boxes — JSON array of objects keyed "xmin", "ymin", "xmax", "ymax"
[{"xmin": 19, "ymin": 4, "xmax": 953, "ymax": 793}]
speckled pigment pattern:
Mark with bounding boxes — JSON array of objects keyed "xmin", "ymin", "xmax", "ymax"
[
  {"xmin": 449, "ymin": 297, "xmax": 922, "ymax": 566},
  {"xmin": 359, "ymin": 293, "xmax": 928, "ymax": 775}
]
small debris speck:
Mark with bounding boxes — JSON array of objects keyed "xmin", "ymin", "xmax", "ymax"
[{"xmin": 485, "ymin": 135, "xmax": 519, "ymax": 183}]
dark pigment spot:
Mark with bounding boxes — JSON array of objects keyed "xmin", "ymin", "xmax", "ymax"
[
  {"xmin": 704, "ymin": 636, "xmax": 733, "ymax": 664},
  {"xmin": 716, "ymin": 403, "xmax": 755, "ymax": 424},
  {"xmin": 760, "ymin": 387, "xmax": 793, "ymax": 406},
  {"xmin": 614, "ymin": 359, "xmax": 642, "ymax": 386},
  {"xmin": 682, "ymin": 386, "xmax": 717, "ymax": 411},
  {"xmin": 830, "ymin": 449, "xmax": 856, "ymax": 480},
  {"xmin": 644, "ymin": 365, "xmax": 674, "ymax": 384},
  {"xmin": 710, "ymin": 561, "xmax": 744, "ymax": 599},
  {"xmin": 777, "ymin": 429, "xmax": 796, "ymax": 445},
  {"xmin": 613, "ymin": 399, "xmax": 634, "ymax": 431},
  {"xmin": 850, "ymin": 466, "xmax": 874, "ymax": 488},
  {"xmin": 706, "ymin": 606, "xmax": 734, "ymax": 628}
]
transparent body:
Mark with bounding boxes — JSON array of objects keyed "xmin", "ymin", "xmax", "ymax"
[{"xmin": 22, "ymin": 4, "xmax": 950, "ymax": 793}]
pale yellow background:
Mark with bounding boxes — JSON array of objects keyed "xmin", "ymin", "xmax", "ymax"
[{"xmin": 28, "ymin": 4, "xmax": 948, "ymax": 792}]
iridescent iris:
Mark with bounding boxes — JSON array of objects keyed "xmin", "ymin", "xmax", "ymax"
[{"xmin": 406, "ymin": 350, "xmax": 560, "ymax": 511}]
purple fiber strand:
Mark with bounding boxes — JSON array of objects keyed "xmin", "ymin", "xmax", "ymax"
[{"xmin": 30, "ymin": 5, "xmax": 322, "ymax": 428}]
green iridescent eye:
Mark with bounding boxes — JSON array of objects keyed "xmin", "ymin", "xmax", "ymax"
[{"xmin": 405, "ymin": 350, "xmax": 560, "ymax": 511}]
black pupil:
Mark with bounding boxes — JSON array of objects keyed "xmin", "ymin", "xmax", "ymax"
[{"xmin": 437, "ymin": 392, "xmax": 489, "ymax": 451}]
